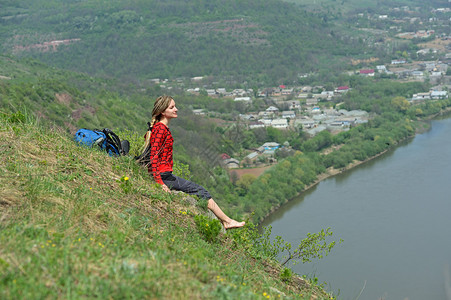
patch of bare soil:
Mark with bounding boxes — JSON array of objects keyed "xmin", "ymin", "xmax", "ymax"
[
  {"xmin": 170, "ymin": 19, "xmax": 269, "ymax": 46},
  {"xmin": 71, "ymin": 106, "xmax": 96, "ymax": 121},
  {"xmin": 55, "ymin": 93, "xmax": 72, "ymax": 106},
  {"xmin": 351, "ymin": 57, "xmax": 379, "ymax": 65},
  {"xmin": 229, "ymin": 165, "xmax": 273, "ymax": 179},
  {"xmin": 418, "ymin": 38, "xmax": 450, "ymax": 52},
  {"xmin": 320, "ymin": 144, "xmax": 343, "ymax": 155}
]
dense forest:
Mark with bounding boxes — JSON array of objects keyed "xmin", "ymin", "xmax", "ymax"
[
  {"xmin": 2, "ymin": 0, "xmax": 448, "ymax": 86},
  {"xmin": 0, "ymin": 0, "xmax": 409, "ymax": 85}
]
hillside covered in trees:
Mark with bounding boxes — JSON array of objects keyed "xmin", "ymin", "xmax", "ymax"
[{"xmin": 1, "ymin": 0, "xmax": 387, "ymax": 85}]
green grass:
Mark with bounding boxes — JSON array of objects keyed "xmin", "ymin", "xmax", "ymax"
[{"xmin": 0, "ymin": 112, "xmax": 334, "ymax": 299}]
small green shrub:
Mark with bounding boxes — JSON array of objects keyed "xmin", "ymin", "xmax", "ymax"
[
  {"xmin": 231, "ymin": 221, "xmax": 341, "ymax": 267},
  {"xmin": 280, "ymin": 228, "xmax": 342, "ymax": 266},
  {"xmin": 230, "ymin": 221, "xmax": 286, "ymax": 260},
  {"xmin": 194, "ymin": 214, "xmax": 222, "ymax": 243},
  {"xmin": 173, "ymin": 160, "xmax": 191, "ymax": 180},
  {"xmin": 280, "ymin": 268, "xmax": 293, "ymax": 282},
  {"xmin": 115, "ymin": 129, "xmax": 142, "ymax": 157}
]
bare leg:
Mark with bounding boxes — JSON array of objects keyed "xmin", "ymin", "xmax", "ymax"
[{"xmin": 207, "ymin": 199, "xmax": 245, "ymax": 229}]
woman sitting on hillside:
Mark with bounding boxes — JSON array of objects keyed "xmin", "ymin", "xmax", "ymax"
[{"xmin": 147, "ymin": 95, "xmax": 245, "ymax": 229}]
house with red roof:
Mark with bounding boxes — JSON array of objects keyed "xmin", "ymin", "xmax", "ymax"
[
  {"xmin": 360, "ymin": 69, "xmax": 375, "ymax": 76},
  {"xmin": 220, "ymin": 153, "xmax": 231, "ymax": 160},
  {"xmin": 335, "ymin": 86, "xmax": 350, "ymax": 93}
]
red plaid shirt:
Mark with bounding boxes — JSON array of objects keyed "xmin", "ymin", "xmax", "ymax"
[{"xmin": 148, "ymin": 122, "xmax": 174, "ymax": 184}]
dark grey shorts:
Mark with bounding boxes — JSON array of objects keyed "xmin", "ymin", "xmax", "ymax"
[{"xmin": 160, "ymin": 172, "xmax": 212, "ymax": 200}]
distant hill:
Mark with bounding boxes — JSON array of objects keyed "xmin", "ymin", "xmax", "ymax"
[
  {"xmin": 283, "ymin": 0, "xmax": 448, "ymax": 13},
  {"xmin": 0, "ymin": 0, "xmax": 374, "ymax": 85}
]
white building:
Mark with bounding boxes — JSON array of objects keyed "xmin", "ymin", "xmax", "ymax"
[
  {"xmin": 287, "ymin": 100, "xmax": 301, "ymax": 110},
  {"xmin": 306, "ymin": 98, "xmax": 318, "ymax": 106},
  {"xmin": 281, "ymin": 111, "xmax": 296, "ymax": 119},
  {"xmin": 431, "ymin": 91, "xmax": 448, "ymax": 99},
  {"xmin": 377, "ymin": 65, "xmax": 387, "ymax": 72},
  {"xmin": 271, "ymin": 119, "xmax": 288, "ymax": 129},
  {"xmin": 234, "ymin": 97, "xmax": 251, "ymax": 102},
  {"xmin": 412, "ymin": 93, "xmax": 431, "ymax": 101},
  {"xmin": 294, "ymin": 119, "xmax": 316, "ymax": 129},
  {"xmin": 206, "ymin": 89, "xmax": 216, "ymax": 96},
  {"xmin": 266, "ymin": 106, "xmax": 279, "ymax": 113},
  {"xmin": 217, "ymin": 88, "xmax": 227, "ymax": 94}
]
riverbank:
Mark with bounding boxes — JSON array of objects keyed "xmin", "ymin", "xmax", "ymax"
[
  {"xmin": 258, "ymin": 148, "xmax": 393, "ymax": 224},
  {"xmin": 264, "ymin": 115, "xmax": 451, "ymax": 300},
  {"xmin": 257, "ymin": 116, "xmax": 441, "ymax": 225}
]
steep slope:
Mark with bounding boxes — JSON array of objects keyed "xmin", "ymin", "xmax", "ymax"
[{"xmin": 0, "ymin": 112, "xmax": 333, "ymax": 299}]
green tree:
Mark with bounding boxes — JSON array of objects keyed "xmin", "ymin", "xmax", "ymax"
[{"xmin": 391, "ymin": 96, "xmax": 410, "ymax": 113}]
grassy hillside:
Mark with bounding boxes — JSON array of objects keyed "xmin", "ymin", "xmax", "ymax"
[
  {"xmin": 0, "ymin": 55, "xmax": 153, "ymax": 133},
  {"xmin": 0, "ymin": 56, "xmax": 252, "ymax": 215},
  {"xmin": 0, "ymin": 112, "xmax": 334, "ymax": 299}
]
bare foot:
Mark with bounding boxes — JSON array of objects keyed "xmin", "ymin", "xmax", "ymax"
[{"xmin": 223, "ymin": 220, "xmax": 246, "ymax": 230}]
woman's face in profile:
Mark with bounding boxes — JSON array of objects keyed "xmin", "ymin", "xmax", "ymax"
[{"xmin": 162, "ymin": 99, "xmax": 178, "ymax": 120}]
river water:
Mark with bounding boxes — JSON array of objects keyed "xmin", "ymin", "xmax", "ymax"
[{"xmin": 262, "ymin": 117, "xmax": 451, "ymax": 300}]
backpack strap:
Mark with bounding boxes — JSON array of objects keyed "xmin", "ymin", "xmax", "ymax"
[
  {"xmin": 102, "ymin": 128, "xmax": 124, "ymax": 156},
  {"xmin": 135, "ymin": 122, "xmax": 167, "ymax": 167}
]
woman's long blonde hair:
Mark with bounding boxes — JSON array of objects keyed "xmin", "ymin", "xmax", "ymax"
[
  {"xmin": 150, "ymin": 95, "xmax": 174, "ymax": 128},
  {"xmin": 136, "ymin": 95, "xmax": 173, "ymax": 164}
]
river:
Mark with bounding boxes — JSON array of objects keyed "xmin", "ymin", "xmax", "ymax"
[{"xmin": 262, "ymin": 117, "xmax": 451, "ymax": 300}]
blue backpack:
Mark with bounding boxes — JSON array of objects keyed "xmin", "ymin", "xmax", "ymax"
[{"xmin": 74, "ymin": 128, "xmax": 129, "ymax": 156}]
